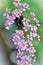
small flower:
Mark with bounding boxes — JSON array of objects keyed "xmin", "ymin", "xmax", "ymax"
[
  {"xmin": 4, "ymin": 8, "xmax": 11, "ymax": 16},
  {"xmin": 30, "ymin": 12, "xmax": 40, "ymax": 27},
  {"xmin": 12, "ymin": 9, "xmax": 22, "ymax": 18},
  {"xmin": 32, "ymin": 33, "xmax": 37, "ymax": 38},
  {"xmin": 26, "ymin": 47, "xmax": 36, "ymax": 56},
  {"xmin": 27, "ymin": 33, "xmax": 33, "ymax": 41},
  {"xmin": 7, "ymin": 15, "xmax": 14, "ymax": 23},
  {"xmin": 17, "ymin": 60, "xmax": 23, "ymax": 65},
  {"xmin": 17, "ymin": 9, "xmax": 23, "ymax": 16},
  {"xmin": 5, "ymin": 15, "xmax": 14, "ymax": 30},
  {"xmin": 30, "ymin": 12, "xmax": 35, "ymax": 19},
  {"xmin": 22, "ymin": 55, "xmax": 32, "ymax": 65},
  {"xmin": 22, "ymin": 18, "xmax": 30, "ymax": 24},
  {"xmin": 23, "ymin": 24, "xmax": 31, "ymax": 32},
  {"xmin": 15, "ymin": 30, "xmax": 24, "ymax": 37},
  {"xmin": 13, "ymin": 0, "xmax": 21, "ymax": 6},
  {"xmin": 5, "ymin": 20, "xmax": 12, "ymax": 30},
  {"xmin": 30, "ymin": 32, "xmax": 37, "ymax": 39},
  {"xmin": 20, "ymin": 3, "xmax": 29, "ymax": 11},
  {"xmin": 30, "ymin": 12, "xmax": 35, "ymax": 20},
  {"xmin": 34, "ymin": 19, "xmax": 40, "ymax": 26},
  {"xmin": 17, "ymin": 40, "xmax": 28, "ymax": 51},
  {"xmin": 17, "ymin": 51, "xmax": 23, "ymax": 58},
  {"xmin": 12, "ymin": 34, "xmax": 20, "ymax": 44},
  {"xmin": 26, "ymin": 36, "xmax": 33, "ymax": 46},
  {"xmin": 27, "ymin": 32, "xmax": 37, "ymax": 41},
  {"xmin": 12, "ymin": 9, "xmax": 19, "ymax": 17},
  {"xmin": 29, "ymin": 47, "xmax": 36, "ymax": 56},
  {"xmin": 30, "ymin": 25, "xmax": 37, "ymax": 32}
]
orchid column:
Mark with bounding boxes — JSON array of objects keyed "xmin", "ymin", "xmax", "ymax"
[{"xmin": 4, "ymin": 0, "xmax": 40, "ymax": 65}]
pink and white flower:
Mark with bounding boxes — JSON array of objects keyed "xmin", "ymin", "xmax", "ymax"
[
  {"xmin": 4, "ymin": 8, "xmax": 11, "ymax": 16},
  {"xmin": 26, "ymin": 47, "xmax": 36, "ymax": 56},
  {"xmin": 20, "ymin": 3, "xmax": 30, "ymax": 11},
  {"xmin": 12, "ymin": 9, "xmax": 22, "ymax": 18},
  {"xmin": 17, "ymin": 40, "xmax": 28, "ymax": 51},
  {"xmin": 5, "ymin": 15, "xmax": 14, "ymax": 30},
  {"xmin": 22, "ymin": 18, "xmax": 30, "ymax": 24},
  {"xmin": 15, "ymin": 30, "xmax": 24, "ymax": 37},
  {"xmin": 17, "ymin": 60, "xmax": 23, "ymax": 65},
  {"xmin": 30, "ymin": 32, "xmax": 37, "ymax": 39},
  {"xmin": 30, "ymin": 12, "xmax": 40, "ymax": 27},
  {"xmin": 7, "ymin": 15, "xmax": 14, "ymax": 23},
  {"xmin": 23, "ymin": 24, "xmax": 31, "ymax": 32},
  {"xmin": 27, "ymin": 32, "xmax": 37, "ymax": 41},
  {"xmin": 5, "ymin": 20, "xmax": 11, "ymax": 30},
  {"xmin": 30, "ymin": 25, "xmax": 37, "ymax": 32},
  {"xmin": 21, "ymin": 55, "xmax": 32, "ymax": 65},
  {"xmin": 17, "ymin": 51, "xmax": 23, "ymax": 58},
  {"xmin": 13, "ymin": 0, "xmax": 21, "ymax": 6},
  {"xmin": 12, "ymin": 34, "xmax": 20, "ymax": 44},
  {"xmin": 28, "ymin": 47, "xmax": 36, "ymax": 56},
  {"xmin": 30, "ymin": 12, "xmax": 35, "ymax": 20},
  {"xmin": 34, "ymin": 19, "xmax": 40, "ymax": 26}
]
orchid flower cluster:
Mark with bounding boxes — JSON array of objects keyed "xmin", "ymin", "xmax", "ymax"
[{"xmin": 4, "ymin": 0, "xmax": 40, "ymax": 65}]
